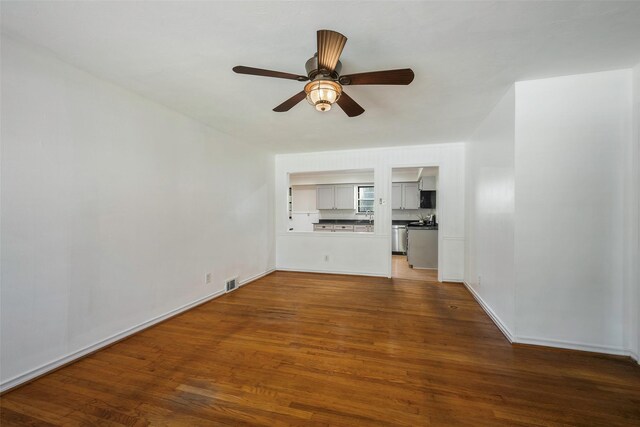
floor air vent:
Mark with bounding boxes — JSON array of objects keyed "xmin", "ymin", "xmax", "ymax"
[{"xmin": 226, "ymin": 278, "xmax": 238, "ymax": 293}]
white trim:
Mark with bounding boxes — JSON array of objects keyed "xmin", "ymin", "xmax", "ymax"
[
  {"xmin": 460, "ymin": 282, "xmax": 640, "ymax": 361},
  {"xmin": 514, "ymin": 335, "xmax": 631, "ymax": 357},
  {"xmin": 463, "ymin": 281, "xmax": 515, "ymax": 343},
  {"xmin": 463, "ymin": 284, "xmax": 639, "ymax": 360},
  {"xmin": 276, "ymin": 267, "xmax": 387, "ymax": 278},
  {"xmin": 238, "ymin": 269, "xmax": 275, "ymax": 287},
  {"xmin": 1, "ymin": 269, "xmax": 275, "ymax": 393},
  {"xmin": 442, "ymin": 278, "xmax": 464, "ymax": 283}
]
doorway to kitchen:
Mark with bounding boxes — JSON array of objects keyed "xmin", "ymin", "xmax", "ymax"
[{"xmin": 390, "ymin": 166, "xmax": 439, "ymax": 282}]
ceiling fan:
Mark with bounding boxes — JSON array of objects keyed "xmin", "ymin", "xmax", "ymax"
[{"xmin": 232, "ymin": 30, "xmax": 414, "ymax": 117}]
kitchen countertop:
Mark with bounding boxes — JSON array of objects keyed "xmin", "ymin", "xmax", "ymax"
[
  {"xmin": 393, "ymin": 220, "xmax": 438, "ymax": 229},
  {"xmin": 316, "ymin": 219, "xmax": 374, "ymax": 225},
  {"xmin": 314, "ymin": 219, "xmax": 437, "ymax": 229},
  {"xmin": 391, "ymin": 220, "xmax": 414, "ymax": 225},
  {"xmin": 407, "ymin": 224, "xmax": 438, "ymax": 230}
]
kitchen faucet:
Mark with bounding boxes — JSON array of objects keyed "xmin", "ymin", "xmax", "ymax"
[{"xmin": 365, "ymin": 210, "xmax": 373, "ymax": 224}]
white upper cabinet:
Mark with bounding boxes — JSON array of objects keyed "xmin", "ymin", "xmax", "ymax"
[
  {"xmin": 403, "ymin": 182, "xmax": 420, "ymax": 209},
  {"xmin": 419, "ymin": 176, "xmax": 437, "ymax": 191},
  {"xmin": 391, "ymin": 183, "xmax": 403, "ymax": 209},
  {"xmin": 392, "ymin": 182, "xmax": 419, "ymax": 210},
  {"xmin": 316, "ymin": 184, "xmax": 355, "ymax": 210},
  {"xmin": 316, "ymin": 185, "xmax": 335, "ymax": 210},
  {"xmin": 291, "ymin": 186, "xmax": 319, "ymax": 212},
  {"xmin": 334, "ymin": 185, "xmax": 355, "ymax": 209}
]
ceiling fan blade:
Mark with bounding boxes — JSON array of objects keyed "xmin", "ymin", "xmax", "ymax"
[
  {"xmin": 273, "ymin": 91, "xmax": 307, "ymax": 112},
  {"xmin": 317, "ymin": 30, "xmax": 347, "ymax": 74},
  {"xmin": 336, "ymin": 91, "xmax": 364, "ymax": 117},
  {"xmin": 233, "ymin": 66, "xmax": 308, "ymax": 81},
  {"xmin": 339, "ymin": 68, "xmax": 415, "ymax": 85}
]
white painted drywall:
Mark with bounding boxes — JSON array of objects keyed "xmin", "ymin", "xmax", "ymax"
[
  {"xmin": 465, "ymin": 86, "xmax": 516, "ymax": 336},
  {"xmin": 275, "ymin": 144, "xmax": 465, "ymax": 280},
  {"xmin": 514, "ymin": 70, "xmax": 631, "ymax": 352},
  {"xmin": 626, "ymin": 63, "xmax": 640, "ymax": 361},
  {"xmin": 0, "ymin": 38, "xmax": 275, "ymax": 389},
  {"xmin": 289, "ymin": 171, "xmax": 374, "ymax": 186}
]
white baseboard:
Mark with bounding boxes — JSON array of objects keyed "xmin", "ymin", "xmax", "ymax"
[
  {"xmin": 276, "ymin": 267, "xmax": 388, "ymax": 278},
  {"xmin": 462, "ymin": 283, "xmax": 639, "ymax": 361},
  {"xmin": 1, "ymin": 268, "xmax": 274, "ymax": 393},
  {"xmin": 463, "ymin": 281, "xmax": 514, "ymax": 343},
  {"xmin": 514, "ymin": 335, "xmax": 631, "ymax": 357},
  {"xmin": 239, "ymin": 269, "xmax": 275, "ymax": 287}
]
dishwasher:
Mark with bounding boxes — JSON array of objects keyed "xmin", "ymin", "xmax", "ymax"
[{"xmin": 391, "ymin": 224, "xmax": 407, "ymax": 254}]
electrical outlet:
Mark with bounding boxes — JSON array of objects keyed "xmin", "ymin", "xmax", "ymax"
[
  {"xmin": 477, "ymin": 275, "xmax": 481, "ymax": 286},
  {"xmin": 324, "ymin": 255, "xmax": 329, "ymax": 262},
  {"xmin": 206, "ymin": 273, "xmax": 212, "ymax": 284}
]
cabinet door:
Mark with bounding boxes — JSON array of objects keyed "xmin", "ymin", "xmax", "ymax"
[
  {"xmin": 314, "ymin": 224, "xmax": 334, "ymax": 232},
  {"xmin": 334, "ymin": 185, "xmax": 355, "ymax": 209},
  {"xmin": 316, "ymin": 186, "xmax": 335, "ymax": 210},
  {"xmin": 391, "ymin": 183, "xmax": 403, "ymax": 210},
  {"xmin": 334, "ymin": 224, "xmax": 354, "ymax": 232},
  {"xmin": 420, "ymin": 176, "xmax": 437, "ymax": 191},
  {"xmin": 403, "ymin": 183, "xmax": 420, "ymax": 209}
]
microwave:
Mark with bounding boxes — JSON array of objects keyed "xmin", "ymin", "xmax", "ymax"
[{"xmin": 420, "ymin": 191, "xmax": 436, "ymax": 209}]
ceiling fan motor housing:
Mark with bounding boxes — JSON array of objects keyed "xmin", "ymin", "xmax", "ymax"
[{"xmin": 305, "ymin": 55, "xmax": 342, "ymax": 80}]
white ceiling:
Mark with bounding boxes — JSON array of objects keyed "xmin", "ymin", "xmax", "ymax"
[{"xmin": 2, "ymin": 1, "xmax": 640, "ymax": 153}]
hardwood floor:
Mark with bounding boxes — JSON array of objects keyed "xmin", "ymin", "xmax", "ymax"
[
  {"xmin": 2, "ymin": 271, "xmax": 639, "ymax": 426},
  {"xmin": 392, "ymin": 254, "xmax": 438, "ymax": 281}
]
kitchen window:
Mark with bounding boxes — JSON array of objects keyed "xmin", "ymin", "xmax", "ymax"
[{"xmin": 357, "ymin": 186, "xmax": 375, "ymax": 213}]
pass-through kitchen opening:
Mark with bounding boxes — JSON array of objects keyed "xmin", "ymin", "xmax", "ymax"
[
  {"xmin": 287, "ymin": 169, "xmax": 375, "ymax": 233},
  {"xmin": 391, "ymin": 166, "xmax": 439, "ymax": 282}
]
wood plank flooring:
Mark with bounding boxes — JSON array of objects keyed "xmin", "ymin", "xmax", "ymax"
[
  {"xmin": 392, "ymin": 254, "xmax": 438, "ymax": 281},
  {"xmin": 2, "ymin": 271, "xmax": 639, "ymax": 426}
]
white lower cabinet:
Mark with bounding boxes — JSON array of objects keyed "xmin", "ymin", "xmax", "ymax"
[
  {"xmin": 314, "ymin": 223, "xmax": 373, "ymax": 232},
  {"xmin": 333, "ymin": 224, "xmax": 354, "ymax": 232},
  {"xmin": 313, "ymin": 224, "xmax": 334, "ymax": 232}
]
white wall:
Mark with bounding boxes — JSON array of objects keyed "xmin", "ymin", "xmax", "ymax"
[
  {"xmin": 275, "ymin": 144, "xmax": 465, "ymax": 280},
  {"xmin": 626, "ymin": 63, "xmax": 640, "ymax": 360},
  {"xmin": 391, "ymin": 208, "xmax": 437, "ymax": 222},
  {"xmin": 465, "ymin": 86, "xmax": 516, "ymax": 337},
  {"xmin": 0, "ymin": 38, "xmax": 275, "ymax": 390},
  {"xmin": 514, "ymin": 70, "xmax": 631, "ymax": 353}
]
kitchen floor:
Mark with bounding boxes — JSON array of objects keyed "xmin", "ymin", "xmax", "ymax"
[{"xmin": 392, "ymin": 254, "xmax": 438, "ymax": 281}]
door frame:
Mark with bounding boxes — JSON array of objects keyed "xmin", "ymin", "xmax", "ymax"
[{"xmin": 388, "ymin": 163, "xmax": 442, "ymax": 282}]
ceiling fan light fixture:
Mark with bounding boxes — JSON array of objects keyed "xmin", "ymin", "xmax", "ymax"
[{"xmin": 304, "ymin": 80, "xmax": 342, "ymax": 112}]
